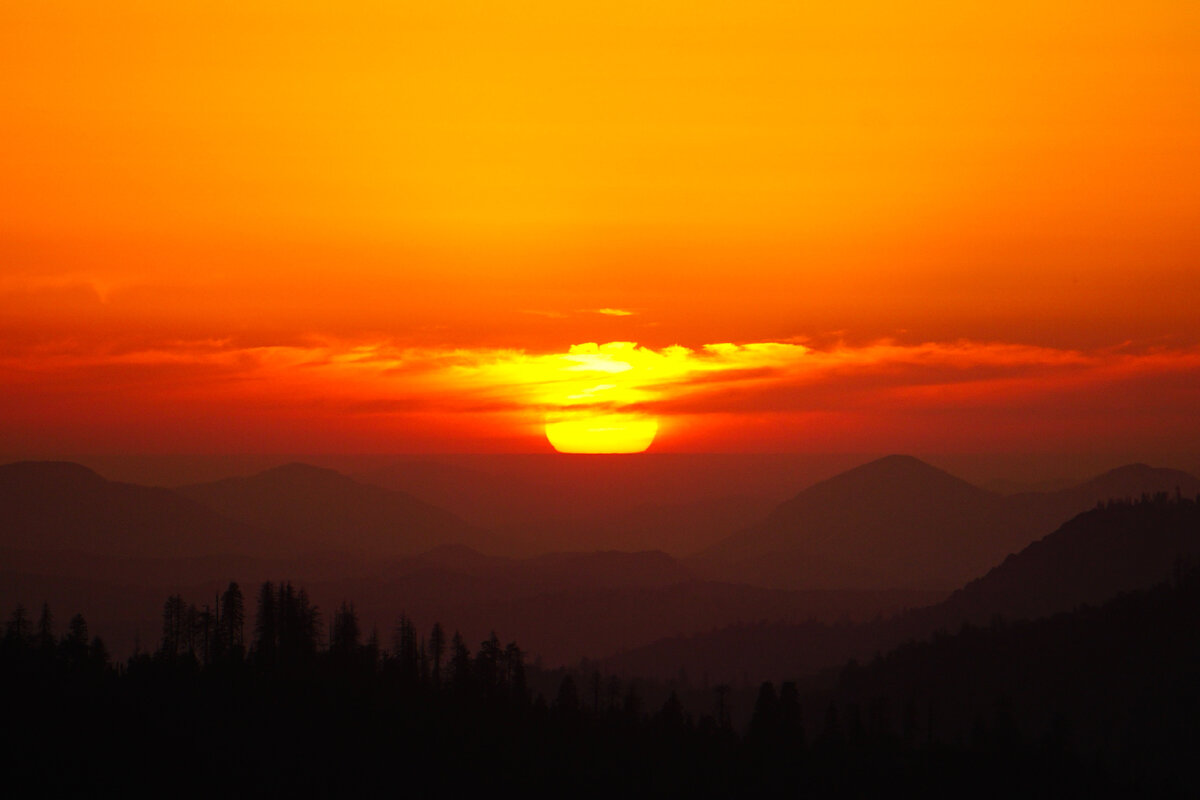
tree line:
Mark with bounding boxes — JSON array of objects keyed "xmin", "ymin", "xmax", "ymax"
[{"xmin": 6, "ymin": 575, "xmax": 1177, "ymax": 796}]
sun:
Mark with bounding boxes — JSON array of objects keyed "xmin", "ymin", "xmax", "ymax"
[{"xmin": 545, "ymin": 413, "xmax": 658, "ymax": 454}]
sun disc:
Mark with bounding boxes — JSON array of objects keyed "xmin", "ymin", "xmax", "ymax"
[{"xmin": 545, "ymin": 413, "xmax": 658, "ymax": 454}]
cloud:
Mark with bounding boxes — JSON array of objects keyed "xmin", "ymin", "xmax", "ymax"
[
  {"xmin": 592, "ymin": 308, "xmax": 635, "ymax": 316},
  {"xmin": 3, "ymin": 334, "xmax": 1198, "ymax": 451},
  {"xmin": 519, "ymin": 309, "xmax": 569, "ymax": 319}
]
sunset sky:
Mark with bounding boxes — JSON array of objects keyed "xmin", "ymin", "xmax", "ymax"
[{"xmin": 3, "ymin": 1, "xmax": 1199, "ymax": 454}]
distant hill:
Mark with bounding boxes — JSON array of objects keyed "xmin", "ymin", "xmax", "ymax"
[
  {"xmin": 177, "ymin": 462, "xmax": 487, "ymax": 556},
  {"xmin": 0, "ymin": 460, "xmax": 493, "ymax": 561},
  {"xmin": 696, "ymin": 455, "xmax": 1200, "ymax": 591},
  {"xmin": 608, "ymin": 495, "xmax": 1200, "ymax": 682},
  {"xmin": 805, "ymin": 566, "xmax": 1200, "ymax": 790},
  {"xmin": 1008, "ymin": 463, "xmax": 1200, "ymax": 523},
  {"xmin": 355, "ymin": 454, "xmax": 840, "ymax": 555},
  {"xmin": 0, "ymin": 461, "xmax": 251, "ymax": 557},
  {"xmin": 1, "ymin": 538, "xmax": 943, "ymax": 666},
  {"xmin": 925, "ymin": 492, "xmax": 1200, "ymax": 626}
]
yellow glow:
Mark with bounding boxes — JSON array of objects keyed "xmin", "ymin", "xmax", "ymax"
[{"xmin": 545, "ymin": 413, "xmax": 658, "ymax": 454}]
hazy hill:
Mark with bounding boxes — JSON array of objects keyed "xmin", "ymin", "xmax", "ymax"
[
  {"xmin": 1008, "ymin": 463, "xmax": 1200, "ymax": 522},
  {"xmin": 355, "ymin": 454, "xmax": 848, "ymax": 555},
  {"xmin": 0, "ymin": 461, "xmax": 250, "ymax": 557},
  {"xmin": 697, "ymin": 455, "xmax": 1200, "ymax": 591},
  {"xmin": 928, "ymin": 493, "xmax": 1200, "ymax": 625},
  {"xmin": 1, "ymin": 540, "xmax": 942, "ymax": 666},
  {"xmin": 696, "ymin": 455, "xmax": 1014, "ymax": 590},
  {"xmin": 608, "ymin": 495, "xmax": 1200, "ymax": 682},
  {"xmin": 178, "ymin": 462, "xmax": 487, "ymax": 556}
]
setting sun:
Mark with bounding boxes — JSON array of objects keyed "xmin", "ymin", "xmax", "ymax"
[{"xmin": 544, "ymin": 413, "xmax": 658, "ymax": 454}]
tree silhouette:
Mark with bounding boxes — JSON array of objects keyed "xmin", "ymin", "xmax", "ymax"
[
  {"xmin": 159, "ymin": 595, "xmax": 188, "ymax": 660},
  {"xmin": 428, "ymin": 622, "xmax": 445, "ymax": 687},
  {"xmin": 392, "ymin": 613, "xmax": 418, "ymax": 684},
  {"xmin": 218, "ymin": 581, "xmax": 245, "ymax": 660},
  {"xmin": 554, "ymin": 674, "xmax": 580, "ymax": 719},
  {"xmin": 748, "ymin": 681, "xmax": 780, "ymax": 741},
  {"xmin": 504, "ymin": 641, "xmax": 527, "ymax": 701},
  {"xmin": 36, "ymin": 602, "xmax": 54, "ymax": 652},
  {"xmin": 655, "ymin": 690, "xmax": 687, "ymax": 733},
  {"xmin": 63, "ymin": 613, "xmax": 89, "ymax": 666},
  {"xmin": 450, "ymin": 631, "xmax": 472, "ymax": 691},
  {"xmin": 475, "ymin": 632, "xmax": 502, "ymax": 694},
  {"xmin": 9, "ymin": 558, "xmax": 1196, "ymax": 798},
  {"xmin": 331, "ymin": 601, "xmax": 361, "ymax": 658},
  {"xmin": 89, "ymin": 636, "xmax": 109, "ymax": 670},
  {"xmin": 4, "ymin": 603, "xmax": 31, "ymax": 648},
  {"xmin": 253, "ymin": 581, "xmax": 278, "ymax": 667}
]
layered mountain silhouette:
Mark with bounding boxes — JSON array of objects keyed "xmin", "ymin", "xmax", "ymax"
[
  {"xmin": 801, "ymin": 565, "xmax": 1200, "ymax": 789},
  {"xmin": 177, "ymin": 462, "xmax": 484, "ymax": 556},
  {"xmin": 1, "ymin": 541, "xmax": 939, "ymax": 666},
  {"xmin": 0, "ymin": 460, "xmax": 483, "ymax": 560},
  {"xmin": 927, "ymin": 491, "xmax": 1200, "ymax": 625},
  {"xmin": 0, "ymin": 461, "xmax": 250, "ymax": 557},
  {"xmin": 607, "ymin": 493, "xmax": 1200, "ymax": 682},
  {"xmin": 356, "ymin": 453, "xmax": 835, "ymax": 554},
  {"xmin": 6, "ymin": 455, "xmax": 1199, "ymax": 670},
  {"xmin": 696, "ymin": 455, "xmax": 1200, "ymax": 590}
]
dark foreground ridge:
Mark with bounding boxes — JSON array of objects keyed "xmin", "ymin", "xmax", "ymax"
[{"xmin": 5, "ymin": 545, "xmax": 1200, "ymax": 796}]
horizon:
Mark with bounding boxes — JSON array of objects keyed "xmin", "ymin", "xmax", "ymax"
[{"xmin": 6, "ymin": 449, "xmax": 1199, "ymax": 495}]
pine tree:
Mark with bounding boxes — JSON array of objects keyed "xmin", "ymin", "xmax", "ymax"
[
  {"xmin": 64, "ymin": 613, "xmax": 90, "ymax": 666},
  {"xmin": 393, "ymin": 614, "xmax": 418, "ymax": 683},
  {"xmin": 220, "ymin": 581, "xmax": 245, "ymax": 659},
  {"xmin": 4, "ymin": 603, "xmax": 31, "ymax": 648},
  {"xmin": 450, "ymin": 631, "xmax": 472, "ymax": 692},
  {"xmin": 36, "ymin": 602, "xmax": 54, "ymax": 651},
  {"xmin": 428, "ymin": 622, "xmax": 446, "ymax": 687},
  {"xmin": 160, "ymin": 595, "xmax": 188, "ymax": 659},
  {"xmin": 476, "ymin": 632, "xmax": 502, "ymax": 693},
  {"xmin": 331, "ymin": 601, "xmax": 361, "ymax": 658},
  {"xmin": 254, "ymin": 581, "xmax": 278, "ymax": 666},
  {"xmin": 505, "ymin": 642, "xmax": 526, "ymax": 700},
  {"xmin": 89, "ymin": 636, "xmax": 110, "ymax": 670}
]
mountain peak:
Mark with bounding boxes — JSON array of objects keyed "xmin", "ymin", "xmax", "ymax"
[
  {"xmin": 258, "ymin": 462, "xmax": 345, "ymax": 481},
  {"xmin": 1072, "ymin": 463, "xmax": 1200, "ymax": 499},
  {"xmin": 821, "ymin": 454, "xmax": 984, "ymax": 493},
  {"xmin": 1092, "ymin": 463, "xmax": 1171, "ymax": 479},
  {"xmin": 856, "ymin": 454, "xmax": 939, "ymax": 473}
]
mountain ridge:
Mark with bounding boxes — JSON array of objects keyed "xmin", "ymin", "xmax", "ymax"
[{"xmin": 696, "ymin": 454, "xmax": 1200, "ymax": 591}]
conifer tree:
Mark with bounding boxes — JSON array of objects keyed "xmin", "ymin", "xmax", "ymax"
[
  {"xmin": 219, "ymin": 581, "xmax": 245, "ymax": 661},
  {"xmin": 36, "ymin": 602, "xmax": 54, "ymax": 651},
  {"xmin": 428, "ymin": 622, "xmax": 446, "ymax": 687}
]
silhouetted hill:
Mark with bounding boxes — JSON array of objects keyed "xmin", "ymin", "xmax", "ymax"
[
  {"xmin": 698, "ymin": 455, "xmax": 1013, "ymax": 590},
  {"xmin": 608, "ymin": 496, "xmax": 1200, "ymax": 682},
  {"xmin": 1071, "ymin": 463, "xmax": 1199, "ymax": 499},
  {"xmin": 1008, "ymin": 463, "xmax": 1200, "ymax": 522},
  {"xmin": 356, "ymin": 454, "xmax": 843, "ymax": 555},
  {"xmin": 1, "ymin": 541, "xmax": 942, "ymax": 666},
  {"xmin": 698, "ymin": 455, "xmax": 1200, "ymax": 591},
  {"xmin": 809, "ymin": 566, "xmax": 1200, "ymax": 792},
  {"xmin": 0, "ymin": 461, "xmax": 250, "ymax": 557},
  {"xmin": 178, "ymin": 462, "xmax": 487, "ymax": 556},
  {"xmin": 925, "ymin": 493, "xmax": 1200, "ymax": 626}
]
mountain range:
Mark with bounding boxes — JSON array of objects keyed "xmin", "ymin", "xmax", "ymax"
[
  {"xmin": 694, "ymin": 455, "xmax": 1200, "ymax": 590},
  {"xmin": 3, "ymin": 455, "xmax": 1198, "ymax": 670},
  {"xmin": 605, "ymin": 492, "xmax": 1200, "ymax": 681}
]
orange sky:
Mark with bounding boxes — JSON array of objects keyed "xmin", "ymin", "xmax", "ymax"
[{"xmin": 2, "ymin": 2, "xmax": 1199, "ymax": 454}]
